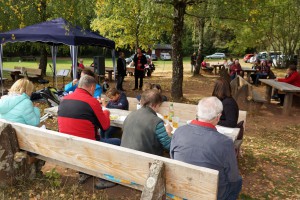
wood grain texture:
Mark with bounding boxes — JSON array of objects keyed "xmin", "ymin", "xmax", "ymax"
[
  {"xmin": 0, "ymin": 119, "xmax": 218, "ymax": 200},
  {"xmin": 260, "ymin": 79, "xmax": 300, "ymax": 92}
]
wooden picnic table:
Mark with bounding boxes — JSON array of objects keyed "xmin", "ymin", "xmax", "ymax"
[
  {"xmin": 241, "ymin": 67, "xmax": 256, "ymax": 82},
  {"xmin": 211, "ymin": 64, "xmax": 224, "ymax": 75},
  {"xmin": 3, "ymin": 68, "xmax": 22, "ymax": 81},
  {"xmin": 259, "ymin": 79, "xmax": 300, "ymax": 115},
  {"xmin": 44, "ymin": 106, "xmax": 239, "ymax": 141}
]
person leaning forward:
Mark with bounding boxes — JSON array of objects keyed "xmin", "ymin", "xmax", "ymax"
[
  {"xmin": 58, "ymin": 75, "xmax": 120, "ymax": 189},
  {"xmin": 121, "ymin": 89, "xmax": 172, "ymax": 156},
  {"xmin": 170, "ymin": 97, "xmax": 242, "ymax": 200}
]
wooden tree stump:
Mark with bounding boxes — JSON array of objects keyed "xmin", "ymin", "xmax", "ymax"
[
  {"xmin": 141, "ymin": 160, "xmax": 166, "ymax": 200},
  {"xmin": 0, "ymin": 123, "xmax": 34, "ymax": 187}
]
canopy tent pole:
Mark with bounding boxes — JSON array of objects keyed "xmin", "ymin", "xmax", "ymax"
[
  {"xmin": 111, "ymin": 49, "xmax": 116, "ymax": 81},
  {"xmin": 0, "ymin": 44, "xmax": 4, "ymax": 96},
  {"xmin": 70, "ymin": 46, "xmax": 78, "ymax": 80},
  {"xmin": 51, "ymin": 45, "xmax": 58, "ymax": 88}
]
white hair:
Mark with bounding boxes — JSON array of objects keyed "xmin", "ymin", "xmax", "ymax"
[{"xmin": 197, "ymin": 97, "xmax": 223, "ymax": 122}]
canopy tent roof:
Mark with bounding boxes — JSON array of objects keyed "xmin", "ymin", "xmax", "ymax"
[{"xmin": 0, "ymin": 18, "xmax": 115, "ymax": 48}]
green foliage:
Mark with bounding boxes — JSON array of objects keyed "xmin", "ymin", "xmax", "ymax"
[
  {"xmin": 45, "ymin": 168, "xmax": 61, "ymax": 187},
  {"xmin": 91, "ymin": 0, "xmax": 172, "ymax": 50}
]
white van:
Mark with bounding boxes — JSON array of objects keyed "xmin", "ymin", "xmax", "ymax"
[{"xmin": 160, "ymin": 52, "xmax": 171, "ymax": 60}]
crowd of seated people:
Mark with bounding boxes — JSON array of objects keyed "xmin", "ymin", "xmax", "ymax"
[{"xmin": 0, "ymin": 64, "xmax": 243, "ymax": 198}]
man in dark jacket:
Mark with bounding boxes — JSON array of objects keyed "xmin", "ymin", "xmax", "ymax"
[
  {"xmin": 117, "ymin": 51, "xmax": 126, "ymax": 91},
  {"xmin": 170, "ymin": 97, "xmax": 242, "ymax": 200},
  {"xmin": 132, "ymin": 47, "xmax": 147, "ymax": 90}
]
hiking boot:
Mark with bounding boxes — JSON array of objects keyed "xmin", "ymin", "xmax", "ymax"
[
  {"xmin": 78, "ymin": 173, "xmax": 92, "ymax": 184},
  {"xmin": 94, "ymin": 179, "xmax": 116, "ymax": 190}
]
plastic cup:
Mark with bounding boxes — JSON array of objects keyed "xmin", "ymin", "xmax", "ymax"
[{"xmin": 172, "ymin": 117, "xmax": 179, "ymax": 128}]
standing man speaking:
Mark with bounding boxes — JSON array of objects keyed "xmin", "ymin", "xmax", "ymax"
[{"xmin": 132, "ymin": 47, "xmax": 147, "ymax": 90}]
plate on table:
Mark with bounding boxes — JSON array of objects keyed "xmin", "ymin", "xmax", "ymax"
[{"xmin": 110, "ymin": 115, "xmax": 119, "ymax": 120}]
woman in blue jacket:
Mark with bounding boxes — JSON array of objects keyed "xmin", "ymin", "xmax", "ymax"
[
  {"xmin": 65, "ymin": 68, "xmax": 102, "ymax": 98},
  {"xmin": 0, "ymin": 78, "xmax": 40, "ymax": 126}
]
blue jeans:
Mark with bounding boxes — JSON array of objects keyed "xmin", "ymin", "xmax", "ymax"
[
  {"xmin": 222, "ymin": 178, "xmax": 242, "ymax": 200},
  {"xmin": 100, "ymin": 126, "xmax": 121, "ymax": 139},
  {"xmin": 101, "ymin": 138, "xmax": 121, "ymax": 146}
]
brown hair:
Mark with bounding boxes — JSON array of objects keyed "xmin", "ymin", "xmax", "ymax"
[
  {"xmin": 106, "ymin": 88, "xmax": 120, "ymax": 98},
  {"xmin": 142, "ymin": 82, "xmax": 152, "ymax": 92},
  {"xmin": 152, "ymin": 84, "xmax": 162, "ymax": 93},
  {"xmin": 9, "ymin": 78, "xmax": 34, "ymax": 96},
  {"xmin": 82, "ymin": 68, "xmax": 95, "ymax": 78},
  {"xmin": 212, "ymin": 78, "xmax": 232, "ymax": 100},
  {"xmin": 141, "ymin": 89, "xmax": 162, "ymax": 107}
]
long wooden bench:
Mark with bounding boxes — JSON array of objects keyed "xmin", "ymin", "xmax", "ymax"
[
  {"xmin": 0, "ymin": 119, "xmax": 219, "ymax": 199},
  {"xmin": 127, "ymin": 97, "xmax": 246, "ymax": 130},
  {"xmin": 231, "ymin": 75, "xmax": 267, "ymax": 112},
  {"xmin": 14, "ymin": 66, "xmax": 42, "ymax": 79}
]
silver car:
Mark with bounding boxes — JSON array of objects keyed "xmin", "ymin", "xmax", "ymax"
[{"xmin": 205, "ymin": 53, "xmax": 226, "ymax": 59}]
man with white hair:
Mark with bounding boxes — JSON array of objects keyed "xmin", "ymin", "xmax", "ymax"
[{"xmin": 170, "ymin": 97, "xmax": 242, "ymax": 200}]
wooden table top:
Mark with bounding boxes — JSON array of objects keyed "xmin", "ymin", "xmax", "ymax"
[
  {"xmin": 44, "ymin": 106, "xmax": 239, "ymax": 141},
  {"xmin": 241, "ymin": 67, "xmax": 256, "ymax": 72},
  {"xmin": 260, "ymin": 79, "xmax": 300, "ymax": 92}
]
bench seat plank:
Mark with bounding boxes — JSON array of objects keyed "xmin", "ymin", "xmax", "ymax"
[{"xmin": 0, "ymin": 120, "xmax": 218, "ymax": 199}]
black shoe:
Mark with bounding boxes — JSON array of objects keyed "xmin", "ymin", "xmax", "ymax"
[
  {"xmin": 78, "ymin": 174, "xmax": 92, "ymax": 184},
  {"xmin": 95, "ymin": 179, "xmax": 116, "ymax": 189}
]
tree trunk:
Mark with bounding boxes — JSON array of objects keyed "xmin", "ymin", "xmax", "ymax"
[
  {"xmin": 171, "ymin": 1, "xmax": 186, "ymax": 101},
  {"xmin": 38, "ymin": 0, "xmax": 47, "ymax": 77},
  {"xmin": 194, "ymin": 16, "xmax": 206, "ymax": 75},
  {"xmin": 39, "ymin": 44, "xmax": 47, "ymax": 77}
]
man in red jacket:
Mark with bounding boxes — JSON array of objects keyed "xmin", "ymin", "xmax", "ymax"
[
  {"xmin": 58, "ymin": 74, "xmax": 120, "ymax": 189},
  {"xmin": 276, "ymin": 65, "xmax": 300, "ymax": 105}
]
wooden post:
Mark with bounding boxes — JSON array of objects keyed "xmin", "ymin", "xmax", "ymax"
[
  {"xmin": 282, "ymin": 93, "xmax": 293, "ymax": 116},
  {"xmin": 265, "ymin": 85, "xmax": 272, "ymax": 103},
  {"xmin": 0, "ymin": 123, "xmax": 38, "ymax": 187},
  {"xmin": 141, "ymin": 160, "xmax": 166, "ymax": 200}
]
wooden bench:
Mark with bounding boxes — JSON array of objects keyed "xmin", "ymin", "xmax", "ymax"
[
  {"xmin": 15, "ymin": 66, "xmax": 42, "ymax": 80},
  {"xmin": 127, "ymin": 97, "xmax": 247, "ymax": 129},
  {"xmin": 231, "ymin": 75, "xmax": 267, "ymax": 112},
  {"xmin": 20, "ymin": 56, "xmax": 36, "ymax": 61},
  {"xmin": 0, "ymin": 77, "xmax": 8, "ymax": 84},
  {"xmin": 0, "ymin": 120, "xmax": 219, "ymax": 199}
]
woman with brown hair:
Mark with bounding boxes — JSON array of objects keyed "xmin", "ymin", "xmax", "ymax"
[
  {"xmin": 212, "ymin": 78, "xmax": 239, "ymax": 127},
  {"xmin": 0, "ymin": 78, "xmax": 40, "ymax": 126}
]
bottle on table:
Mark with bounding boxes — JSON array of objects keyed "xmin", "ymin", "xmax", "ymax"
[{"xmin": 168, "ymin": 103, "xmax": 174, "ymax": 122}]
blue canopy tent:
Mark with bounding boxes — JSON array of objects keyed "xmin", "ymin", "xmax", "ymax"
[{"xmin": 0, "ymin": 18, "xmax": 116, "ymax": 94}]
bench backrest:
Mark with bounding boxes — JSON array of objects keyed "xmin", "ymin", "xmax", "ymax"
[
  {"xmin": 0, "ymin": 120, "xmax": 218, "ymax": 199},
  {"xmin": 14, "ymin": 66, "xmax": 41, "ymax": 76},
  {"xmin": 128, "ymin": 97, "xmax": 247, "ymax": 129}
]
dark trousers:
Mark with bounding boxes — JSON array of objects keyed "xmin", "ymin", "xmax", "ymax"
[
  {"xmin": 117, "ymin": 75, "xmax": 124, "ymax": 90},
  {"xmin": 134, "ymin": 70, "xmax": 144, "ymax": 89}
]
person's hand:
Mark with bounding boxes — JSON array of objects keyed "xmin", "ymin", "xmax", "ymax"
[
  {"xmin": 72, "ymin": 79, "xmax": 78, "ymax": 86},
  {"xmin": 165, "ymin": 124, "xmax": 173, "ymax": 136}
]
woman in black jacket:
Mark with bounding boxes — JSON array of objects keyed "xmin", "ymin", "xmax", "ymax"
[{"xmin": 212, "ymin": 78, "xmax": 239, "ymax": 128}]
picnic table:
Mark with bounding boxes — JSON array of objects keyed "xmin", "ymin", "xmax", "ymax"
[
  {"xmin": 44, "ymin": 106, "xmax": 239, "ymax": 141},
  {"xmin": 211, "ymin": 63, "xmax": 225, "ymax": 75},
  {"xmin": 3, "ymin": 68, "xmax": 22, "ymax": 81},
  {"xmin": 241, "ymin": 67, "xmax": 256, "ymax": 82},
  {"xmin": 260, "ymin": 79, "xmax": 300, "ymax": 115}
]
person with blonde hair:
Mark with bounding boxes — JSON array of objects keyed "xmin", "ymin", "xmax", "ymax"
[{"xmin": 0, "ymin": 78, "xmax": 40, "ymax": 126}]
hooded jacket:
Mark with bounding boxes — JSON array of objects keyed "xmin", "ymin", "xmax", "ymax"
[{"xmin": 0, "ymin": 93, "xmax": 40, "ymax": 126}]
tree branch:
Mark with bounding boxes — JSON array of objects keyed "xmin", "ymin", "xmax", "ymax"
[{"xmin": 185, "ymin": 12, "xmax": 247, "ymax": 22}]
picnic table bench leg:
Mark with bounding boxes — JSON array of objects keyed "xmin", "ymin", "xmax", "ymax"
[
  {"xmin": 282, "ymin": 93, "xmax": 293, "ymax": 116},
  {"xmin": 108, "ymin": 71, "xmax": 113, "ymax": 81},
  {"xmin": 141, "ymin": 160, "xmax": 166, "ymax": 200},
  {"xmin": 264, "ymin": 85, "xmax": 272, "ymax": 103}
]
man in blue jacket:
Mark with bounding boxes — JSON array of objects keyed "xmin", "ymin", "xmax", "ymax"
[
  {"xmin": 170, "ymin": 97, "xmax": 242, "ymax": 200},
  {"xmin": 64, "ymin": 68, "xmax": 102, "ymax": 98}
]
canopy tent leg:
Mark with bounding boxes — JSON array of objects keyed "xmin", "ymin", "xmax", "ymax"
[
  {"xmin": 51, "ymin": 45, "xmax": 58, "ymax": 89},
  {"xmin": 0, "ymin": 44, "xmax": 3, "ymax": 96},
  {"xmin": 111, "ymin": 49, "xmax": 116, "ymax": 81},
  {"xmin": 70, "ymin": 46, "xmax": 78, "ymax": 81}
]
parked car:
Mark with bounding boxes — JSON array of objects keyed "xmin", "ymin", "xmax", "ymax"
[
  {"xmin": 160, "ymin": 52, "xmax": 171, "ymax": 60},
  {"xmin": 243, "ymin": 54, "xmax": 254, "ymax": 63},
  {"xmin": 257, "ymin": 51, "xmax": 270, "ymax": 62},
  {"xmin": 205, "ymin": 53, "xmax": 226, "ymax": 59},
  {"xmin": 125, "ymin": 54, "xmax": 135, "ymax": 64},
  {"xmin": 151, "ymin": 54, "xmax": 158, "ymax": 61}
]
